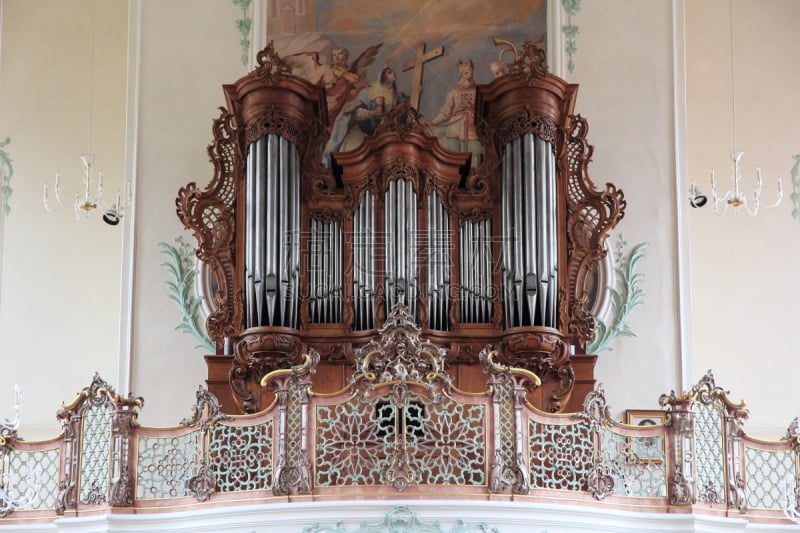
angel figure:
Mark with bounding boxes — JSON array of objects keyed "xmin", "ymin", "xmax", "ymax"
[{"xmin": 286, "ymin": 43, "xmax": 382, "ymax": 129}]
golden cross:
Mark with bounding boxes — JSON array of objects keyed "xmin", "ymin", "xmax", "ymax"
[{"xmin": 402, "ymin": 42, "xmax": 444, "ymax": 111}]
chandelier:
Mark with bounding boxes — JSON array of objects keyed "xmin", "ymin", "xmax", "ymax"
[
  {"xmin": 689, "ymin": 0, "xmax": 782, "ymax": 215},
  {"xmin": 42, "ymin": 0, "xmax": 130, "ymax": 225}
]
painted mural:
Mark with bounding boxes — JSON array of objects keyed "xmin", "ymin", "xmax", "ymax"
[{"xmin": 266, "ymin": 0, "xmax": 547, "ymax": 163}]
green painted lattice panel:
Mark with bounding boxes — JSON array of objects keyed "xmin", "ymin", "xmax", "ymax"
[
  {"xmin": 136, "ymin": 432, "xmax": 201, "ymax": 499},
  {"xmin": 494, "ymin": 381, "xmax": 515, "ymax": 468},
  {"xmin": 694, "ymin": 403, "xmax": 725, "ymax": 501},
  {"xmin": 5, "ymin": 448, "xmax": 60, "ymax": 510},
  {"xmin": 79, "ymin": 405, "xmax": 111, "ymax": 503},
  {"xmin": 315, "ymin": 398, "xmax": 394, "ymax": 486},
  {"xmin": 745, "ymin": 446, "xmax": 796, "ymax": 510},
  {"xmin": 529, "ymin": 418, "xmax": 594, "ymax": 491},
  {"xmin": 600, "ymin": 427, "xmax": 667, "ymax": 497},
  {"xmin": 286, "ymin": 383, "xmax": 304, "ymax": 469},
  {"xmin": 407, "ymin": 394, "xmax": 486, "ymax": 486},
  {"xmin": 209, "ymin": 420, "xmax": 273, "ymax": 492}
]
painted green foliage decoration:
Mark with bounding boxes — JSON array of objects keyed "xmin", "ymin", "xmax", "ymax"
[
  {"xmin": 790, "ymin": 154, "xmax": 800, "ymax": 220},
  {"xmin": 302, "ymin": 506, "xmax": 504, "ymax": 533},
  {"xmin": 0, "ymin": 137, "xmax": 14, "ymax": 215},
  {"xmin": 158, "ymin": 237, "xmax": 214, "ymax": 352},
  {"xmin": 233, "ymin": 0, "xmax": 252, "ymax": 66},
  {"xmin": 562, "ymin": 0, "xmax": 581, "ymax": 74},
  {"xmin": 587, "ymin": 234, "xmax": 648, "ymax": 354}
]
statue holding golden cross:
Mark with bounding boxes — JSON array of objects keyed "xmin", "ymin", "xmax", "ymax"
[{"xmin": 402, "ymin": 42, "xmax": 444, "ymax": 111}]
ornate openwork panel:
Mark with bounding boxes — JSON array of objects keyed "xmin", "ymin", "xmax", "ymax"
[
  {"xmin": 528, "ymin": 418, "xmax": 593, "ymax": 491},
  {"xmin": 599, "ymin": 427, "xmax": 667, "ymax": 498},
  {"xmin": 314, "ymin": 397, "xmax": 394, "ymax": 487},
  {"xmin": 408, "ymin": 393, "xmax": 486, "ymax": 486},
  {"xmin": 694, "ymin": 402, "xmax": 725, "ymax": 503},
  {"xmin": 745, "ymin": 446, "xmax": 795, "ymax": 510},
  {"xmin": 54, "ymin": 373, "xmax": 143, "ymax": 511},
  {"xmin": 208, "ymin": 420, "xmax": 273, "ymax": 492},
  {"xmin": 79, "ymin": 405, "xmax": 111, "ymax": 504},
  {"xmin": 285, "ymin": 382, "xmax": 305, "ymax": 472},
  {"xmin": 135, "ymin": 431, "xmax": 202, "ymax": 500},
  {"xmin": 494, "ymin": 380, "xmax": 516, "ymax": 467},
  {"xmin": 4, "ymin": 448, "xmax": 60, "ymax": 511}
]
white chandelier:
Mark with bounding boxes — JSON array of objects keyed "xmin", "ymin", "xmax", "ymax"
[
  {"xmin": 42, "ymin": 0, "xmax": 130, "ymax": 225},
  {"xmin": 689, "ymin": 0, "xmax": 782, "ymax": 216}
]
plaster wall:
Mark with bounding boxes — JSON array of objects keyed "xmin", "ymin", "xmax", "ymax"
[
  {"xmin": 687, "ymin": 0, "xmax": 800, "ymax": 438},
  {"xmin": 128, "ymin": 0, "xmax": 246, "ymax": 427},
  {"xmin": 0, "ymin": 0, "xmax": 128, "ymax": 440},
  {"xmin": 5, "ymin": 0, "xmax": 794, "ymax": 443},
  {"xmin": 563, "ymin": 0, "xmax": 684, "ymax": 414}
]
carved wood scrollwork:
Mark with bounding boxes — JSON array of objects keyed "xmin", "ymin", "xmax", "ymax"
[
  {"xmin": 372, "ymin": 100, "xmax": 429, "ymax": 142},
  {"xmin": 562, "ymin": 114, "xmax": 626, "ymax": 349},
  {"xmin": 230, "ymin": 332, "xmax": 304, "ymax": 413},
  {"xmin": 176, "ymin": 108, "xmax": 242, "ymax": 346},
  {"xmin": 496, "ymin": 107, "xmax": 557, "ymax": 146},
  {"xmin": 504, "ymin": 39, "xmax": 549, "ymax": 84},
  {"xmin": 251, "ymin": 41, "xmax": 292, "ymax": 85},
  {"xmin": 498, "ymin": 332, "xmax": 573, "ymax": 413}
]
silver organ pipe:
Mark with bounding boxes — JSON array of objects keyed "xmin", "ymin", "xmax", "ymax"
[
  {"xmin": 245, "ymin": 142, "xmax": 257, "ymax": 327},
  {"xmin": 459, "ymin": 217, "xmax": 492, "ymax": 323},
  {"xmin": 279, "ymin": 137, "xmax": 290, "ymax": 324},
  {"xmin": 353, "ymin": 190, "xmax": 375, "ymax": 330},
  {"xmin": 501, "ymin": 144, "xmax": 513, "ymax": 328},
  {"xmin": 243, "ymin": 134, "xmax": 301, "ymax": 328},
  {"xmin": 426, "ymin": 190, "xmax": 450, "ymax": 331},
  {"xmin": 384, "ymin": 179, "xmax": 418, "ymax": 319},
  {"xmin": 309, "ymin": 218, "xmax": 342, "ymax": 323},
  {"xmin": 289, "ymin": 144, "xmax": 300, "ymax": 328},
  {"xmin": 501, "ymin": 133, "xmax": 558, "ymax": 328}
]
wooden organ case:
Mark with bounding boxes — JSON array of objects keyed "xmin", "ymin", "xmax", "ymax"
[{"xmin": 177, "ymin": 41, "xmax": 625, "ymax": 414}]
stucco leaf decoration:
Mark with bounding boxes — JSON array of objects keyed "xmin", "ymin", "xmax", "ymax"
[
  {"xmin": 587, "ymin": 234, "xmax": 648, "ymax": 354},
  {"xmin": 158, "ymin": 236, "xmax": 215, "ymax": 352},
  {"xmin": 0, "ymin": 138, "xmax": 13, "ymax": 216},
  {"xmin": 302, "ymin": 505, "xmax": 502, "ymax": 533},
  {"xmin": 562, "ymin": 0, "xmax": 581, "ymax": 74},
  {"xmin": 233, "ymin": 0, "xmax": 253, "ymax": 66}
]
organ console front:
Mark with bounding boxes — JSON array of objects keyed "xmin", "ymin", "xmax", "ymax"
[{"xmin": 177, "ymin": 40, "xmax": 626, "ymax": 414}]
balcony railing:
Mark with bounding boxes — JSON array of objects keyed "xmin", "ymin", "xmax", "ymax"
[{"xmin": 1, "ymin": 305, "xmax": 798, "ymax": 526}]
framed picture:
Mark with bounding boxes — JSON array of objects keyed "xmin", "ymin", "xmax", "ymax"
[{"xmin": 625, "ymin": 410, "xmax": 667, "ymax": 462}]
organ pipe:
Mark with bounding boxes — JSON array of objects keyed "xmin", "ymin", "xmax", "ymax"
[
  {"xmin": 459, "ymin": 217, "xmax": 492, "ymax": 323},
  {"xmin": 501, "ymin": 133, "xmax": 558, "ymax": 328},
  {"xmin": 427, "ymin": 190, "xmax": 450, "ymax": 331},
  {"xmin": 353, "ymin": 190, "xmax": 375, "ymax": 330},
  {"xmin": 243, "ymin": 134, "xmax": 301, "ymax": 328},
  {"xmin": 309, "ymin": 218, "xmax": 342, "ymax": 323},
  {"xmin": 384, "ymin": 179, "xmax": 418, "ymax": 319}
]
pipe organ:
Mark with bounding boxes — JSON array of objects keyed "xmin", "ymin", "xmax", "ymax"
[{"xmin": 177, "ymin": 41, "xmax": 625, "ymax": 414}]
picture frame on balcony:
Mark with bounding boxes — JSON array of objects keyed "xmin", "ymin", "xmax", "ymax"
[{"xmin": 625, "ymin": 409, "xmax": 667, "ymax": 463}]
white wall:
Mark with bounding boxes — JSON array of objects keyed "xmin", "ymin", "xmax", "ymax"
[
  {"xmin": 687, "ymin": 0, "xmax": 800, "ymax": 438},
  {"xmin": 0, "ymin": 0, "xmax": 128, "ymax": 440},
  {"xmin": 564, "ymin": 0, "xmax": 684, "ymax": 413},
  {"xmin": 5, "ymin": 0, "xmax": 796, "ymax": 441},
  {"xmin": 129, "ymin": 0, "xmax": 247, "ymax": 427}
]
